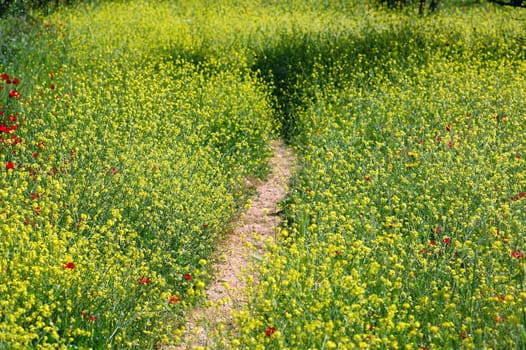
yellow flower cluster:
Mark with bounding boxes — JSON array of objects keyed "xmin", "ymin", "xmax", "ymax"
[
  {"xmin": 2, "ymin": 0, "xmax": 525, "ymax": 348},
  {"xmin": 232, "ymin": 3, "xmax": 526, "ymax": 350},
  {"xmin": 1, "ymin": 1, "xmax": 276, "ymax": 348}
]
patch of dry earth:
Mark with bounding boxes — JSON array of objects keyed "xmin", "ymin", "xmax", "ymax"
[{"xmin": 172, "ymin": 139, "xmax": 296, "ymax": 349}]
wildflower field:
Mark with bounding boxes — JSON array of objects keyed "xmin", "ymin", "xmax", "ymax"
[{"xmin": 1, "ymin": 0, "xmax": 525, "ymax": 349}]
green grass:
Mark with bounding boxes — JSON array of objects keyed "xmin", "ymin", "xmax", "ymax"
[
  {"xmin": 1, "ymin": 2, "xmax": 276, "ymax": 347},
  {"xmin": 1, "ymin": 0, "xmax": 525, "ymax": 349},
  {"xmin": 233, "ymin": 4, "xmax": 526, "ymax": 350}
]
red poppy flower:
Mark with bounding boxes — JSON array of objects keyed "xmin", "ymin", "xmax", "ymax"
[
  {"xmin": 335, "ymin": 251, "xmax": 341, "ymax": 256},
  {"xmin": 169, "ymin": 295, "xmax": 181, "ymax": 304},
  {"xmin": 443, "ymin": 237, "xmax": 451, "ymax": 245},
  {"xmin": 138, "ymin": 276, "xmax": 151, "ymax": 285},
  {"xmin": 519, "ymin": 192, "xmax": 525, "ymax": 198},
  {"xmin": 448, "ymin": 141, "xmax": 454, "ymax": 148},
  {"xmin": 265, "ymin": 326, "xmax": 276, "ymax": 337},
  {"xmin": 5, "ymin": 162, "xmax": 14, "ymax": 170},
  {"xmin": 64, "ymin": 262, "xmax": 75, "ymax": 269},
  {"xmin": 434, "ymin": 226, "xmax": 442, "ymax": 234},
  {"xmin": 8, "ymin": 90, "xmax": 19, "ymax": 98},
  {"xmin": 429, "ymin": 241, "xmax": 437, "ymax": 246},
  {"xmin": 12, "ymin": 77, "xmax": 19, "ymax": 85},
  {"xmin": 88, "ymin": 316, "xmax": 97, "ymax": 322},
  {"xmin": 50, "ymin": 84, "xmax": 56, "ymax": 90},
  {"xmin": 5, "ymin": 125, "xmax": 16, "ymax": 133},
  {"xmin": 10, "ymin": 136, "xmax": 21, "ymax": 145},
  {"xmin": 184, "ymin": 273, "xmax": 192, "ymax": 281},
  {"xmin": 495, "ymin": 315, "xmax": 505, "ymax": 323},
  {"xmin": 1, "ymin": 73, "xmax": 9, "ymax": 81},
  {"xmin": 511, "ymin": 250, "xmax": 524, "ymax": 259}
]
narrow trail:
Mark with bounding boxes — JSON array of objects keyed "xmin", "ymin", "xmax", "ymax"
[{"xmin": 173, "ymin": 139, "xmax": 296, "ymax": 349}]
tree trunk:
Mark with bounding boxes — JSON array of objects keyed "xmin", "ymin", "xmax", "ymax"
[{"xmin": 429, "ymin": 0, "xmax": 439, "ymax": 12}]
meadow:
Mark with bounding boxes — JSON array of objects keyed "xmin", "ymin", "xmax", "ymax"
[{"xmin": 1, "ymin": 0, "xmax": 525, "ymax": 349}]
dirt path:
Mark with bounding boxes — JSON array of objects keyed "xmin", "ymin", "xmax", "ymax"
[{"xmin": 173, "ymin": 139, "xmax": 295, "ymax": 349}]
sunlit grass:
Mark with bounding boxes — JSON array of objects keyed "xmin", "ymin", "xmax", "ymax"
[
  {"xmin": 1, "ymin": 0, "xmax": 525, "ymax": 348},
  {"xmin": 1, "ymin": 2, "xmax": 276, "ymax": 347},
  {"xmin": 233, "ymin": 5, "xmax": 526, "ymax": 349}
]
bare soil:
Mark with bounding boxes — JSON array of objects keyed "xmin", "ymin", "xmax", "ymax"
[{"xmin": 173, "ymin": 139, "xmax": 295, "ymax": 349}]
